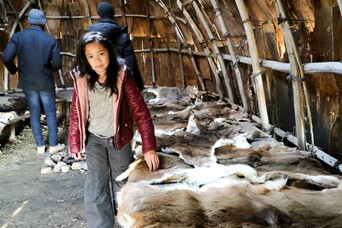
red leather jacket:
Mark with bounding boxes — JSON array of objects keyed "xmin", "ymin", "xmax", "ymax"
[{"xmin": 68, "ymin": 65, "xmax": 157, "ymax": 154}]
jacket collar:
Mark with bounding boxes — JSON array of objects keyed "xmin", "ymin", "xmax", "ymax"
[
  {"xmin": 28, "ymin": 25, "xmax": 45, "ymax": 32},
  {"xmin": 99, "ymin": 18, "xmax": 118, "ymax": 25}
]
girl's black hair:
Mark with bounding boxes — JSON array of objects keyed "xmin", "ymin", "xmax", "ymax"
[{"xmin": 75, "ymin": 31, "xmax": 120, "ymax": 95}]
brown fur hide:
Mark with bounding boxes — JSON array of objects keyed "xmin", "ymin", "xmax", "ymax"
[{"xmin": 117, "ymin": 88, "xmax": 342, "ymax": 227}]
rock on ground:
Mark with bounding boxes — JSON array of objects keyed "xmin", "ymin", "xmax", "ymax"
[{"xmin": 0, "ymin": 126, "xmax": 86, "ymax": 227}]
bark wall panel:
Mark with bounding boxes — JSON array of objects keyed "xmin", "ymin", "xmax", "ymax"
[
  {"xmin": 311, "ymin": 0, "xmax": 333, "ymax": 61},
  {"xmin": 60, "ymin": 35, "xmax": 77, "ymax": 88},
  {"xmin": 306, "ymin": 74, "xmax": 339, "ymax": 154},
  {"xmin": 142, "ymin": 53, "xmax": 153, "ymax": 86},
  {"xmin": 45, "ymin": 4, "xmax": 61, "ymax": 38},
  {"xmin": 221, "ymin": 0, "xmax": 245, "ymax": 37},
  {"xmin": 67, "ymin": 2, "xmax": 87, "ymax": 36},
  {"xmin": 134, "ymin": 37, "xmax": 152, "ymax": 86},
  {"xmin": 127, "ymin": 17, "xmax": 147, "ymax": 37},
  {"xmin": 169, "ymin": 52, "xmax": 180, "ymax": 87},
  {"xmin": 332, "ymin": 6, "xmax": 342, "ymax": 61},
  {"xmin": 153, "ymin": 38, "xmax": 165, "ymax": 86},
  {"xmin": 330, "ymin": 76, "xmax": 342, "ymax": 158},
  {"xmin": 148, "ymin": 1, "xmax": 170, "ymax": 39},
  {"xmin": 265, "ymin": 32, "xmax": 282, "ymax": 125},
  {"xmin": 274, "ymin": 74, "xmax": 296, "ymax": 133}
]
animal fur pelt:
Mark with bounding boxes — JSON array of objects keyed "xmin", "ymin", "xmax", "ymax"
[{"xmin": 116, "ymin": 87, "xmax": 342, "ymax": 227}]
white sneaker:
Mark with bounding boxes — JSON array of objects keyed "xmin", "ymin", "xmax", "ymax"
[
  {"xmin": 37, "ymin": 145, "xmax": 46, "ymax": 155},
  {"xmin": 49, "ymin": 143, "xmax": 66, "ymax": 155}
]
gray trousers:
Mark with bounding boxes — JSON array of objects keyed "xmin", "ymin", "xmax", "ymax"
[{"xmin": 84, "ymin": 133, "xmax": 133, "ymax": 228}]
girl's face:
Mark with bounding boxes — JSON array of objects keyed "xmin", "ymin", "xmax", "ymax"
[{"xmin": 85, "ymin": 42, "xmax": 109, "ymax": 77}]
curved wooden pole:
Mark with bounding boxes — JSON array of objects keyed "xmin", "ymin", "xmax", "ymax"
[
  {"xmin": 192, "ymin": 0, "xmax": 235, "ymax": 102},
  {"xmin": 4, "ymin": 0, "xmax": 23, "ymax": 30},
  {"xmin": 145, "ymin": 1, "xmax": 156, "ymax": 85},
  {"xmin": 177, "ymin": 0, "xmax": 224, "ymax": 99},
  {"xmin": 155, "ymin": 0, "xmax": 205, "ymax": 91},
  {"xmin": 168, "ymin": 0, "xmax": 185, "ymax": 89},
  {"xmin": 83, "ymin": 0, "xmax": 92, "ymax": 26},
  {"xmin": 274, "ymin": 0, "xmax": 311, "ymax": 150},
  {"xmin": 235, "ymin": 0, "xmax": 270, "ymax": 131},
  {"xmin": 210, "ymin": 0, "xmax": 249, "ymax": 111},
  {"xmin": 120, "ymin": 0, "xmax": 127, "ymax": 26},
  {"xmin": 4, "ymin": 1, "xmax": 31, "ymax": 92}
]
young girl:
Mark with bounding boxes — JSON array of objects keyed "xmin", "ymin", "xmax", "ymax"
[{"xmin": 68, "ymin": 31, "xmax": 159, "ymax": 228}]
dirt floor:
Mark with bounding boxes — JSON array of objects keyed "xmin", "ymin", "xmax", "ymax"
[{"xmin": 0, "ymin": 125, "xmax": 87, "ymax": 228}]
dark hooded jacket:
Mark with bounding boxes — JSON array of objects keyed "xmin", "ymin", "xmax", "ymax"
[{"xmin": 88, "ymin": 18, "xmax": 144, "ymax": 91}]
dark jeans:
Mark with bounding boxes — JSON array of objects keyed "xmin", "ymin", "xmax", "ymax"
[
  {"xmin": 24, "ymin": 90, "xmax": 58, "ymax": 147},
  {"xmin": 84, "ymin": 133, "xmax": 133, "ymax": 228}
]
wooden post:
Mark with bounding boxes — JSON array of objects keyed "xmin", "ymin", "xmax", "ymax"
[
  {"xmin": 164, "ymin": 0, "xmax": 185, "ymax": 89},
  {"xmin": 176, "ymin": 32, "xmax": 185, "ymax": 89},
  {"xmin": 274, "ymin": 0, "xmax": 308, "ymax": 150},
  {"xmin": 210, "ymin": 0, "xmax": 249, "ymax": 111},
  {"xmin": 192, "ymin": 0, "xmax": 235, "ymax": 102},
  {"xmin": 83, "ymin": 0, "xmax": 92, "ymax": 26},
  {"xmin": 4, "ymin": 0, "xmax": 24, "ymax": 31},
  {"xmin": 3, "ymin": 1, "xmax": 31, "ymax": 92},
  {"xmin": 177, "ymin": 0, "xmax": 224, "ymax": 99},
  {"xmin": 146, "ymin": 1, "xmax": 156, "ymax": 85},
  {"xmin": 120, "ymin": 0, "xmax": 127, "ymax": 26},
  {"xmin": 235, "ymin": 0, "xmax": 270, "ymax": 131}
]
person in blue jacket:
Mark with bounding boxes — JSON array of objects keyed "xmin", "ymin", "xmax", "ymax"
[
  {"xmin": 2, "ymin": 8, "xmax": 65, "ymax": 155},
  {"xmin": 88, "ymin": 2, "xmax": 145, "ymax": 91}
]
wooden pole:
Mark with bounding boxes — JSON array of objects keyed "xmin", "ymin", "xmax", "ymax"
[
  {"xmin": 210, "ymin": 0, "xmax": 249, "ymax": 111},
  {"xmin": 145, "ymin": 1, "xmax": 156, "ymax": 85},
  {"xmin": 235, "ymin": 0, "xmax": 270, "ymax": 131},
  {"xmin": 192, "ymin": 0, "xmax": 235, "ymax": 102},
  {"xmin": 83, "ymin": 0, "xmax": 92, "ymax": 26},
  {"xmin": 4, "ymin": 0, "xmax": 23, "ymax": 30},
  {"xmin": 4, "ymin": 1, "xmax": 31, "ymax": 92},
  {"xmin": 120, "ymin": 0, "xmax": 127, "ymax": 26},
  {"xmin": 168, "ymin": 0, "xmax": 185, "ymax": 89},
  {"xmin": 274, "ymin": 0, "xmax": 308, "ymax": 150},
  {"xmin": 222, "ymin": 55, "xmax": 342, "ymax": 74},
  {"xmin": 155, "ymin": 0, "xmax": 205, "ymax": 91},
  {"xmin": 177, "ymin": 0, "xmax": 224, "ymax": 99}
]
